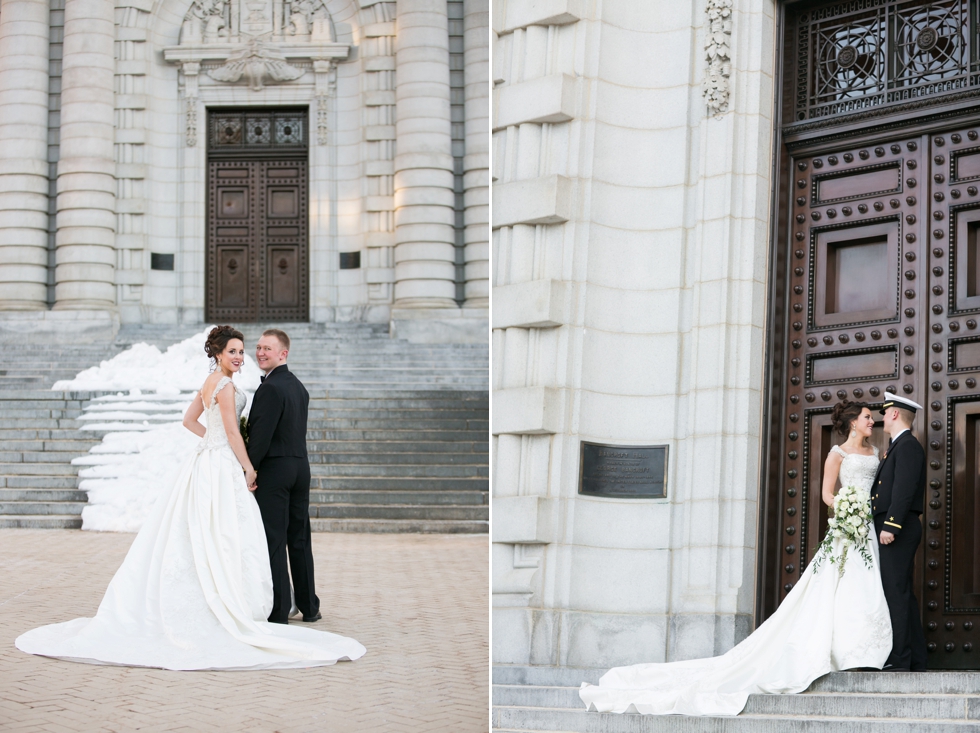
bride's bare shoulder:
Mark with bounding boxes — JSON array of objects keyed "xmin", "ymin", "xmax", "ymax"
[{"xmin": 200, "ymin": 373, "xmax": 225, "ymax": 402}]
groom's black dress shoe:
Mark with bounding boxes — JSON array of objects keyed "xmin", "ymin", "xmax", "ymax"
[{"xmin": 301, "ymin": 611, "xmax": 322, "ymax": 622}]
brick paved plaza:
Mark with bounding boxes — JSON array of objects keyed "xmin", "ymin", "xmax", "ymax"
[{"xmin": 0, "ymin": 530, "xmax": 488, "ymax": 732}]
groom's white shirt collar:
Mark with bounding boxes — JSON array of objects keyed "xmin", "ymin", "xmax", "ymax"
[{"xmin": 891, "ymin": 428, "xmax": 910, "ymax": 442}]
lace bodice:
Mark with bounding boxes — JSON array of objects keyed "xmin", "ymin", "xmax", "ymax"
[
  {"xmin": 199, "ymin": 376, "xmax": 246, "ymax": 451},
  {"xmin": 831, "ymin": 444, "xmax": 879, "ymax": 496}
]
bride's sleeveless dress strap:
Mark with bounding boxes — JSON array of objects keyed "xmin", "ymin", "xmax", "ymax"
[
  {"xmin": 204, "ymin": 376, "xmax": 235, "ymax": 408},
  {"xmin": 830, "ymin": 444, "xmax": 849, "ymax": 458}
]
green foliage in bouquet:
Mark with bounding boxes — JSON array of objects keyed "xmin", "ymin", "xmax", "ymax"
[
  {"xmin": 239, "ymin": 415, "xmax": 249, "ymax": 445},
  {"xmin": 813, "ymin": 483, "xmax": 874, "ymax": 577}
]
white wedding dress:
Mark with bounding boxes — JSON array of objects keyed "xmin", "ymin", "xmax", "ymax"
[
  {"xmin": 579, "ymin": 446, "xmax": 892, "ymax": 716},
  {"xmin": 16, "ymin": 377, "xmax": 366, "ymax": 671}
]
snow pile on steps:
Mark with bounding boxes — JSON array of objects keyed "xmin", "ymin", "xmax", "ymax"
[
  {"xmin": 52, "ymin": 328, "xmax": 262, "ymax": 394},
  {"xmin": 54, "ymin": 329, "xmax": 260, "ymax": 532}
]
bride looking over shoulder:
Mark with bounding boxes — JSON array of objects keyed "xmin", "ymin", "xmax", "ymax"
[{"xmin": 182, "ymin": 333, "xmax": 257, "ymax": 491}]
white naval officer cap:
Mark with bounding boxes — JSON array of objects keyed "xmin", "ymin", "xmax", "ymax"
[{"xmin": 878, "ymin": 391, "xmax": 923, "ymax": 414}]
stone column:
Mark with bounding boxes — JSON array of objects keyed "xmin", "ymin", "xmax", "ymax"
[
  {"xmin": 462, "ymin": 0, "xmax": 488, "ymax": 306},
  {"xmin": 54, "ymin": 0, "xmax": 116, "ymax": 309},
  {"xmin": 0, "ymin": 0, "xmax": 50, "ymax": 309},
  {"xmin": 393, "ymin": 0, "xmax": 457, "ymax": 307}
]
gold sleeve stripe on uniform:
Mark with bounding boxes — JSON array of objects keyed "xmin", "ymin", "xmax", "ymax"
[{"xmin": 884, "ymin": 521, "xmax": 902, "ymax": 529}]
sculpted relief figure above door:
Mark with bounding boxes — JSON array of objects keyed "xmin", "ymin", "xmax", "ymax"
[{"xmin": 762, "ymin": 0, "xmax": 980, "ymax": 669}]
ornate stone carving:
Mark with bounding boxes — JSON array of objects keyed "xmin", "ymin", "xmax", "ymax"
[
  {"xmin": 207, "ymin": 38, "xmax": 303, "ymax": 90},
  {"xmin": 313, "ymin": 58, "xmax": 335, "ymax": 145},
  {"xmin": 703, "ymin": 0, "xmax": 733, "ymax": 117},
  {"xmin": 182, "ymin": 61, "xmax": 201, "ymax": 146},
  {"xmin": 178, "ymin": 0, "xmax": 335, "ymax": 44}
]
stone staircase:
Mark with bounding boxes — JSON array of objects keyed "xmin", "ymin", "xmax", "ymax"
[
  {"xmin": 0, "ymin": 322, "xmax": 487, "ymax": 532},
  {"xmin": 0, "ymin": 339, "xmax": 123, "ymax": 528},
  {"xmin": 492, "ymin": 666, "xmax": 980, "ymax": 731},
  {"xmin": 306, "ymin": 389, "xmax": 487, "ymax": 532}
]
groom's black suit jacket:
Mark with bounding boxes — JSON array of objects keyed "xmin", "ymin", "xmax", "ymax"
[
  {"xmin": 246, "ymin": 364, "xmax": 309, "ymax": 469},
  {"xmin": 870, "ymin": 430, "xmax": 925, "ymax": 536}
]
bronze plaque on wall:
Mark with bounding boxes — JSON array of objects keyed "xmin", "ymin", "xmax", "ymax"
[{"xmin": 578, "ymin": 442, "xmax": 668, "ymax": 498}]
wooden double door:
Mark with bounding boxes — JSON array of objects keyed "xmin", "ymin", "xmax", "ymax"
[
  {"xmin": 763, "ymin": 123, "xmax": 980, "ymax": 668},
  {"xmin": 207, "ymin": 160, "xmax": 308, "ymax": 322}
]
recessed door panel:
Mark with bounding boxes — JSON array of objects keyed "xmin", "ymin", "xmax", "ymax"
[
  {"xmin": 216, "ymin": 245, "xmax": 249, "ymax": 308},
  {"xmin": 812, "ymin": 220, "xmax": 899, "ymax": 326},
  {"xmin": 268, "ymin": 188, "xmax": 299, "ymax": 218},
  {"xmin": 267, "ymin": 246, "xmax": 300, "ymax": 307},
  {"xmin": 952, "ymin": 207, "xmax": 980, "ymax": 312}
]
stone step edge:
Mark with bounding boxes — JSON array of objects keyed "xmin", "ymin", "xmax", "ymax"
[
  {"xmin": 492, "ymin": 705, "xmax": 980, "ymax": 733},
  {"xmin": 492, "ymin": 704, "xmax": 980, "ymax": 722},
  {"xmin": 493, "ymin": 683, "xmax": 980, "ymax": 696}
]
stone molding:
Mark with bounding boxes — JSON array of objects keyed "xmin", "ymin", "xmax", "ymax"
[
  {"xmin": 492, "ymin": 279, "xmax": 568, "ymax": 330},
  {"xmin": 704, "ymin": 0, "xmax": 733, "ymax": 117},
  {"xmin": 492, "ymin": 496, "xmax": 554, "ymax": 544},
  {"xmin": 491, "ymin": 175, "xmax": 574, "ymax": 229},
  {"xmin": 491, "ymin": 73, "xmax": 575, "ymax": 131},
  {"xmin": 492, "ymin": 386, "xmax": 562, "ymax": 435}
]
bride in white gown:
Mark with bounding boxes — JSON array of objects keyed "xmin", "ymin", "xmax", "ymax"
[
  {"xmin": 16, "ymin": 327, "xmax": 366, "ymax": 671},
  {"xmin": 579, "ymin": 401, "xmax": 892, "ymax": 716}
]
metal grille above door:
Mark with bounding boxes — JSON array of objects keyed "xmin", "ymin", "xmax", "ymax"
[{"xmin": 206, "ymin": 108, "xmax": 308, "ymax": 322}]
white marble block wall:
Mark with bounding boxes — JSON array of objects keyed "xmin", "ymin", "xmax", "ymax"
[
  {"xmin": 491, "ymin": 0, "xmax": 776, "ymax": 668},
  {"xmin": 393, "ymin": 0, "xmax": 457, "ymax": 307},
  {"xmin": 0, "ymin": 0, "xmax": 51, "ymax": 309},
  {"xmin": 54, "ymin": 0, "xmax": 117, "ymax": 309}
]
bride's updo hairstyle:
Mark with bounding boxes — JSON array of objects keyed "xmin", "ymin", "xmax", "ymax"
[
  {"xmin": 831, "ymin": 399, "xmax": 869, "ymax": 437},
  {"xmin": 204, "ymin": 325, "xmax": 245, "ymax": 369}
]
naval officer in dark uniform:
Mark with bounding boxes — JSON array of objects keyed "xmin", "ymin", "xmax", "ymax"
[{"xmin": 872, "ymin": 391, "xmax": 927, "ymax": 671}]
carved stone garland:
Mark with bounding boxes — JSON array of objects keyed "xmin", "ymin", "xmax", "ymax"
[
  {"xmin": 704, "ymin": 0, "xmax": 733, "ymax": 116},
  {"xmin": 163, "ymin": 0, "xmax": 349, "ymax": 146}
]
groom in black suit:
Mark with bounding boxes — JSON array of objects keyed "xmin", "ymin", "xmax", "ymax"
[
  {"xmin": 246, "ymin": 328, "xmax": 321, "ymax": 624},
  {"xmin": 872, "ymin": 392, "xmax": 927, "ymax": 671}
]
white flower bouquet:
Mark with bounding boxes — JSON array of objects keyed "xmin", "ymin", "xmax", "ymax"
[{"xmin": 813, "ymin": 484, "xmax": 874, "ymax": 576}]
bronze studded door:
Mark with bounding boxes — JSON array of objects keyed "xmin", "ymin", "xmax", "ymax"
[
  {"xmin": 206, "ymin": 108, "xmax": 309, "ymax": 322},
  {"xmin": 768, "ymin": 137, "xmax": 927, "ymax": 616},
  {"xmin": 766, "ymin": 129, "xmax": 980, "ymax": 668},
  {"xmin": 761, "ymin": 0, "xmax": 980, "ymax": 669}
]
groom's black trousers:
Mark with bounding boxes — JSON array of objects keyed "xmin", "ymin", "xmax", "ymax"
[
  {"xmin": 876, "ymin": 512, "xmax": 927, "ymax": 671},
  {"xmin": 253, "ymin": 456, "xmax": 320, "ymax": 624}
]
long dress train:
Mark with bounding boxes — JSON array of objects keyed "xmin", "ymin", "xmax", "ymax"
[
  {"xmin": 16, "ymin": 377, "xmax": 366, "ymax": 671},
  {"xmin": 578, "ymin": 446, "xmax": 891, "ymax": 716}
]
